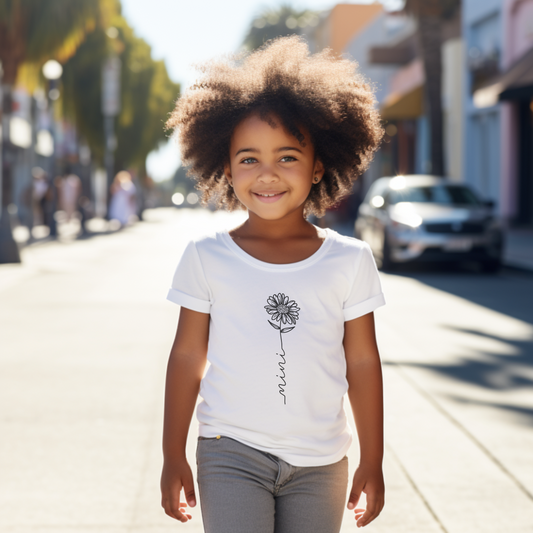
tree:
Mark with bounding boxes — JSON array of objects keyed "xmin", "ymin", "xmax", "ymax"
[
  {"xmin": 0, "ymin": 0, "xmax": 111, "ymax": 263},
  {"xmin": 61, "ymin": 15, "xmax": 180, "ymax": 177},
  {"xmin": 112, "ymin": 19, "xmax": 180, "ymax": 175},
  {"xmin": 242, "ymin": 5, "xmax": 320, "ymax": 51},
  {"xmin": 403, "ymin": 0, "xmax": 461, "ymax": 176},
  {"xmin": 61, "ymin": 25, "xmax": 110, "ymax": 165}
]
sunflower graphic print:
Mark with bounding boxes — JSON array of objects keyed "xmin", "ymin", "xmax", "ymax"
[{"xmin": 265, "ymin": 293, "xmax": 300, "ymax": 405}]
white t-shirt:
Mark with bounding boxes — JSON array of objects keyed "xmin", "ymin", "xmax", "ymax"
[{"xmin": 167, "ymin": 228, "xmax": 385, "ymax": 467}]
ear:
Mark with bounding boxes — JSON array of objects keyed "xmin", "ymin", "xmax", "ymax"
[
  {"xmin": 313, "ymin": 159, "xmax": 325, "ymax": 184},
  {"xmin": 224, "ymin": 163, "xmax": 233, "ymax": 187}
]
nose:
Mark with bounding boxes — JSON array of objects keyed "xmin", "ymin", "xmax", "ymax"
[{"xmin": 257, "ymin": 165, "xmax": 279, "ymax": 183}]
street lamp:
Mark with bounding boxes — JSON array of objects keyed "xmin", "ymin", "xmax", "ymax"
[
  {"xmin": 42, "ymin": 60, "xmax": 63, "ymax": 237},
  {"xmin": 102, "ymin": 53, "xmax": 121, "ymax": 216},
  {"xmin": 42, "ymin": 60, "xmax": 63, "ymax": 84},
  {"xmin": 0, "ymin": 62, "xmax": 21, "ymax": 263}
]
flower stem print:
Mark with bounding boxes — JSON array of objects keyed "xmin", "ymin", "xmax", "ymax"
[{"xmin": 265, "ymin": 293, "xmax": 300, "ymax": 405}]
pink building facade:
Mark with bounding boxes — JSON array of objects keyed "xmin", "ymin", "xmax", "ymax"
[
  {"xmin": 501, "ymin": 0, "xmax": 533, "ymax": 225},
  {"xmin": 465, "ymin": 0, "xmax": 533, "ymax": 226}
]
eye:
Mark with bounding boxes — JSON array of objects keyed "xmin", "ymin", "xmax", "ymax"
[
  {"xmin": 241, "ymin": 157, "xmax": 257, "ymax": 164},
  {"xmin": 280, "ymin": 155, "xmax": 297, "ymax": 162}
]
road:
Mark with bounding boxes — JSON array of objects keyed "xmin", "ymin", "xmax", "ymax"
[{"xmin": 1, "ymin": 208, "xmax": 532, "ymax": 533}]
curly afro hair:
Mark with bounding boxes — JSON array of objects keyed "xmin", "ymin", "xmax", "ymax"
[{"xmin": 166, "ymin": 36, "xmax": 383, "ymax": 217}]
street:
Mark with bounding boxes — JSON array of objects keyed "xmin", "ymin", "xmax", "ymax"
[{"xmin": 1, "ymin": 208, "xmax": 532, "ymax": 533}]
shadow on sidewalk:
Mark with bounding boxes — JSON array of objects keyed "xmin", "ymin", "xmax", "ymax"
[
  {"xmin": 444, "ymin": 394, "xmax": 533, "ymax": 427},
  {"xmin": 389, "ymin": 262, "xmax": 533, "ymax": 326},
  {"xmin": 387, "ymin": 323, "xmax": 532, "ymax": 388},
  {"xmin": 384, "ymin": 266, "xmax": 533, "ymax": 427},
  {"xmin": 14, "ymin": 217, "xmax": 133, "ymax": 250}
]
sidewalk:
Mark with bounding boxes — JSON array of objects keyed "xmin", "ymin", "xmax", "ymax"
[
  {"xmin": 1, "ymin": 208, "xmax": 532, "ymax": 532},
  {"xmin": 12, "ymin": 215, "xmax": 123, "ymax": 248},
  {"xmin": 505, "ymin": 227, "xmax": 533, "ymax": 271}
]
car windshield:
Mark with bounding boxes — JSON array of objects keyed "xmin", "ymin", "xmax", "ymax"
[{"xmin": 388, "ymin": 185, "xmax": 481, "ymax": 205}]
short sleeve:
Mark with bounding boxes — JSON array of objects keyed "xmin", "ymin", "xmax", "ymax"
[
  {"xmin": 343, "ymin": 243, "xmax": 385, "ymax": 321},
  {"xmin": 166, "ymin": 241, "xmax": 212, "ymax": 314}
]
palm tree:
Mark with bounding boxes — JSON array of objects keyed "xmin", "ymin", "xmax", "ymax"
[
  {"xmin": 403, "ymin": 0, "xmax": 461, "ymax": 177},
  {"xmin": 0, "ymin": 0, "xmax": 110, "ymax": 263}
]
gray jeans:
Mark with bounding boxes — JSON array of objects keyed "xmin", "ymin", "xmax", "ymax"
[{"xmin": 196, "ymin": 436, "xmax": 348, "ymax": 533}]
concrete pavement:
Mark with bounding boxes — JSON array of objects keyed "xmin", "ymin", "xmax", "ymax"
[
  {"xmin": 1, "ymin": 208, "xmax": 532, "ymax": 532},
  {"xmin": 377, "ymin": 269, "xmax": 533, "ymax": 532},
  {"xmin": 505, "ymin": 228, "xmax": 533, "ymax": 271}
]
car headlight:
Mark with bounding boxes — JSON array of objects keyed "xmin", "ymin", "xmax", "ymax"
[{"xmin": 390, "ymin": 214, "xmax": 423, "ymax": 231}]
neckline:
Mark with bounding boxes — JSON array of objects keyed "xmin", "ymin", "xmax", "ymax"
[{"xmin": 219, "ymin": 227, "xmax": 333, "ymax": 272}]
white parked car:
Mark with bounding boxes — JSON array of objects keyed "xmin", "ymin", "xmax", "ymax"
[{"xmin": 355, "ymin": 175, "xmax": 504, "ymax": 272}]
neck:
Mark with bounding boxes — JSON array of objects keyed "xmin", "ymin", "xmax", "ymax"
[{"xmin": 240, "ymin": 210, "xmax": 315, "ymax": 240}]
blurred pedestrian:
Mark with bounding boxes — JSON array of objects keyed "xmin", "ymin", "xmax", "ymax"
[
  {"xmin": 160, "ymin": 37, "xmax": 386, "ymax": 532},
  {"xmin": 58, "ymin": 168, "xmax": 82, "ymax": 222},
  {"xmin": 109, "ymin": 170, "xmax": 137, "ymax": 226},
  {"xmin": 78, "ymin": 196, "xmax": 93, "ymax": 237},
  {"xmin": 31, "ymin": 167, "xmax": 49, "ymax": 226}
]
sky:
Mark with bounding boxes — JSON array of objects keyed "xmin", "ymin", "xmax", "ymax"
[{"xmin": 120, "ymin": 0, "xmax": 403, "ymax": 181}]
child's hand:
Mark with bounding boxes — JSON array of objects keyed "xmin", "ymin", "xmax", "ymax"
[
  {"xmin": 161, "ymin": 459, "xmax": 197, "ymax": 523},
  {"xmin": 347, "ymin": 463, "xmax": 385, "ymax": 528}
]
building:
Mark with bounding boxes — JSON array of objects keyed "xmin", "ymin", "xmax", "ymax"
[
  {"xmin": 343, "ymin": 11, "xmax": 416, "ymax": 191},
  {"xmin": 306, "ymin": 3, "xmax": 384, "ymax": 56},
  {"xmin": 303, "ymin": 2, "xmax": 386, "ymax": 227},
  {"xmin": 500, "ymin": 0, "xmax": 533, "ymax": 226},
  {"xmin": 360, "ymin": 7, "xmax": 463, "ymax": 185},
  {"xmin": 465, "ymin": 0, "xmax": 533, "ymax": 226},
  {"xmin": 463, "ymin": 0, "xmax": 505, "ymax": 217}
]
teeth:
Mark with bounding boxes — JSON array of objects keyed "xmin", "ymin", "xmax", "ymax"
[{"xmin": 258, "ymin": 193, "xmax": 278, "ymax": 197}]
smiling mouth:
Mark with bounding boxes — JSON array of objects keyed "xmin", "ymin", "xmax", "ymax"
[{"xmin": 253, "ymin": 191, "xmax": 286, "ymax": 203}]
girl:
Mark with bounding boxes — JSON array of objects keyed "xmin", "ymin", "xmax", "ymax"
[{"xmin": 161, "ymin": 36, "xmax": 385, "ymax": 532}]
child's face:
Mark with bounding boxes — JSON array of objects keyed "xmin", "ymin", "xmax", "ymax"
[{"xmin": 224, "ymin": 113, "xmax": 324, "ymax": 222}]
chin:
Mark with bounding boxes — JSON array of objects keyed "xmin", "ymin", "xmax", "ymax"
[{"xmin": 255, "ymin": 212, "xmax": 285, "ymax": 221}]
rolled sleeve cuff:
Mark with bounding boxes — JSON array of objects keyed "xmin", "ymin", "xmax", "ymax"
[
  {"xmin": 166, "ymin": 288, "xmax": 211, "ymax": 314},
  {"xmin": 343, "ymin": 293, "xmax": 385, "ymax": 322}
]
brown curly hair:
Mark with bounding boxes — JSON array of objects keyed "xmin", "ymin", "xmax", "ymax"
[{"xmin": 166, "ymin": 36, "xmax": 383, "ymax": 216}]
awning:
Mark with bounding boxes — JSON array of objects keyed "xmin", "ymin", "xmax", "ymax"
[
  {"xmin": 380, "ymin": 59, "xmax": 424, "ymax": 120},
  {"xmin": 473, "ymin": 46, "xmax": 533, "ymax": 108},
  {"xmin": 380, "ymin": 85, "xmax": 424, "ymax": 120}
]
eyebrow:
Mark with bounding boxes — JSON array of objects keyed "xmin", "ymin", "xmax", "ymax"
[{"xmin": 234, "ymin": 146, "xmax": 303, "ymax": 156}]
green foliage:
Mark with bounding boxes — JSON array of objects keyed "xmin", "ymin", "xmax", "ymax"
[
  {"xmin": 114, "ymin": 18, "xmax": 180, "ymax": 172},
  {"xmin": 61, "ymin": 27, "xmax": 109, "ymax": 164},
  {"xmin": 0, "ymin": 0, "xmax": 108, "ymax": 84},
  {"xmin": 242, "ymin": 5, "xmax": 320, "ymax": 51},
  {"xmin": 61, "ymin": 15, "xmax": 180, "ymax": 173},
  {"xmin": 0, "ymin": 0, "xmax": 179, "ymax": 175}
]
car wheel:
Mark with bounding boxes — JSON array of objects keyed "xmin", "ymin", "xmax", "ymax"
[{"xmin": 481, "ymin": 239, "xmax": 503, "ymax": 273}]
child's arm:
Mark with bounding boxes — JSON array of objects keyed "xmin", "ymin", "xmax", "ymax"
[
  {"xmin": 344, "ymin": 311, "xmax": 385, "ymax": 528},
  {"xmin": 161, "ymin": 307, "xmax": 209, "ymax": 523}
]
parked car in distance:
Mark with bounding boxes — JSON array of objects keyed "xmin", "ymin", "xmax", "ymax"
[{"xmin": 354, "ymin": 175, "xmax": 504, "ymax": 272}]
